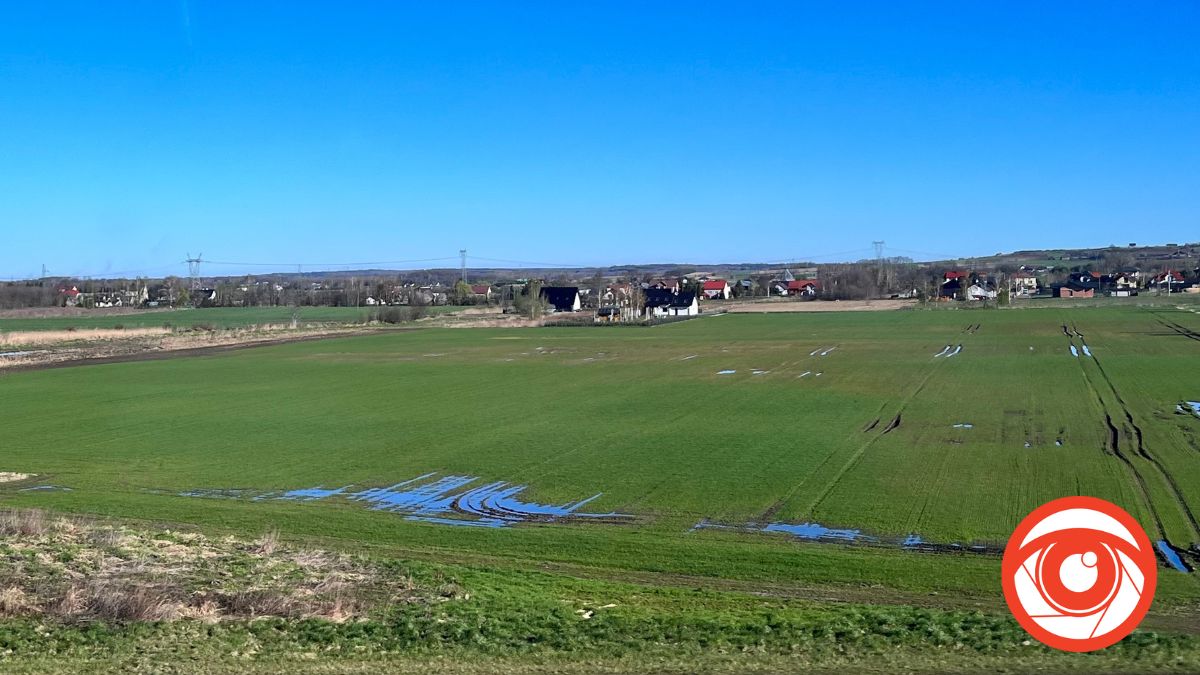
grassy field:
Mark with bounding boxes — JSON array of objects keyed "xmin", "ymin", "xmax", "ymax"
[{"xmin": 1, "ymin": 304, "xmax": 1199, "ymax": 669}]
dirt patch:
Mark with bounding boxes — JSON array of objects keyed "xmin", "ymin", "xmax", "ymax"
[
  {"xmin": 0, "ymin": 509, "xmax": 443, "ymax": 624},
  {"xmin": 0, "ymin": 306, "xmax": 171, "ymax": 320},
  {"xmin": 0, "ymin": 473, "xmax": 33, "ymax": 484},
  {"xmin": 0, "ymin": 326, "xmax": 387, "ymax": 373}
]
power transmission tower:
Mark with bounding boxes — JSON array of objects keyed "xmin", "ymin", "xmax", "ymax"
[
  {"xmin": 186, "ymin": 252, "xmax": 204, "ymax": 291},
  {"xmin": 872, "ymin": 241, "xmax": 885, "ymax": 261},
  {"xmin": 872, "ymin": 241, "xmax": 886, "ymax": 292},
  {"xmin": 459, "ymin": 249, "xmax": 467, "ymax": 283}
]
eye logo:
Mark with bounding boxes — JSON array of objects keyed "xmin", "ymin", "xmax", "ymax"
[{"xmin": 1002, "ymin": 496, "xmax": 1157, "ymax": 652}]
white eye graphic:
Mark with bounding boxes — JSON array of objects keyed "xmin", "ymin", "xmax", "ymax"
[{"xmin": 1003, "ymin": 498, "xmax": 1157, "ymax": 652}]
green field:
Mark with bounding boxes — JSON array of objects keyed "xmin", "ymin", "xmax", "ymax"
[{"xmin": 2, "ymin": 305, "xmax": 1199, "ymax": 669}]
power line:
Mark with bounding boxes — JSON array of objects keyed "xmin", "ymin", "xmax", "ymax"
[
  {"xmin": 199, "ymin": 256, "xmax": 458, "ymax": 268},
  {"xmin": 466, "ymin": 255, "xmax": 596, "ymax": 268}
]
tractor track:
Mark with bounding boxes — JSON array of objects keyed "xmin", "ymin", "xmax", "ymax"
[
  {"xmin": 1070, "ymin": 320, "xmax": 1200, "ymax": 545},
  {"xmin": 764, "ymin": 327, "xmax": 979, "ymax": 523},
  {"xmin": 1153, "ymin": 315, "xmax": 1200, "ymax": 342}
]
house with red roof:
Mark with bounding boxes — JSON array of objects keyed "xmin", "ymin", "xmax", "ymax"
[
  {"xmin": 701, "ymin": 279, "xmax": 731, "ymax": 300},
  {"xmin": 1150, "ymin": 270, "xmax": 1187, "ymax": 291},
  {"xmin": 786, "ymin": 280, "xmax": 821, "ymax": 297}
]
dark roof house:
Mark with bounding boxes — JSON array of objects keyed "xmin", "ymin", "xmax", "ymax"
[{"xmin": 540, "ymin": 286, "xmax": 581, "ymax": 312}]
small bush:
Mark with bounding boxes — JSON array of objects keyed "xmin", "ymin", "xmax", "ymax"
[
  {"xmin": 112, "ymin": 324, "xmax": 124, "ymax": 330},
  {"xmin": 373, "ymin": 306, "xmax": 426, "ymax": 324}
]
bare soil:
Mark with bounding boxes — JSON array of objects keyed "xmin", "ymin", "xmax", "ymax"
[
  {"xmin": 0, "ymin": 306, "xmax": 171, "ymax": 319},
  {"xmin": 724, "ymin": 299, "xmax": 917, "ymax": 312},
  {"xmin": 0, "ymin": 326, "xmax": 383, "ymax": 373}
]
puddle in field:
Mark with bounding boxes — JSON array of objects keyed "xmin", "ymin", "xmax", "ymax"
[
  {"xmin": 19, "ymin": 485, "xmax": 71, "ymax": 492},
  {"xmin": 693, "ymin": 520, "xmax": 1004, "ymax": 555},
  {"xmin": 952, "ymin": 423, "xmax": 974, "ymax": 429},
  {"xmin": 1082, "ymin": 345, "xmax": 1093, "ymax": 357},
  {"xmin": 182, "ymin": 473, "xmax": 630, "ymax": 528},
  {"xmin": 717, "ymin": 370, "xmax": 736, "ymax": 375},
  {"xmin": 763, "ymin": 521, "xmax": 862, "ymax": 541},
  {"xmin": 944, "ymin": 344, "xmax": 962, "ymax": 358},
  {"xmin": 273, "ymin": 486, "xmax": 349, "ymax": 501},
  {"xmin": 797, "ymin": 371, "xmax": 812, "ymax": 378},
  {"xmin": 933, "ymin": 345, "xmax": 951, "ymax": 357},
  {"xmin": 1181, "ymin": 401, "xmax": 1200, "ymax": 416},
  {"xmin": 0, "ymin": 350, "xmax": 48, "ymax": 358},
  {"xmin": 1158, "ymin": 541, "xmax": 1191, "ymax": 572},
  {"xmin": 1069, "ymin": 345, "xmax": 1079, "ymax": 357},
  {"xmin": 751, "ymin": 369, "xmax": 769, "ymax": 375}
]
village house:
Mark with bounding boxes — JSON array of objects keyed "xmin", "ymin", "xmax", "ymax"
[
  {"xmin": 600, "ymin": 284, "xmax": 634, "ymax": 307},
  {"xmin": 1009, "ymin": 272, "xmax": 1039, "ymax": 296},
  {"xmin": 786, "ymin": 280, "xmax": 820, "ymax": 297},
  {"xmin": 1113, "ymin": 271, "xmax": 1141, "ymax": 292},
  {"xmin": 966, "ymin": 282, "xmax": 998, "ymax": 301},
  {"xmin": 1057, "ymin": 282, "xmax": 1095, "ymax": 298},
  {"xmin": 56, "ymin": 285, "xmax": 81, "ymax": 307},
  {"xmin": 1150, "ymin": 270, "xmax": 1188, "ymax": 292},
  {"xmin": 470, "ymin": 284, "xmax": 493, "ymax": 302},
  {"xmin": 644, "ymin": 278, "xmax": 681, "ymax": 293},
  {"xmin": 701, "ymin": 279, "xmax": 731, "ymax": 300},
  {"xmin": 540, "ymin": 286, "xmax": 582, "ymax": 312},
  {"xmin": 939, "ymin": 275, "xmax": 963, "ymax": 300},
  {"xmin": 642, "ymin": 289, "xmax": 699, "ymax": 317}
]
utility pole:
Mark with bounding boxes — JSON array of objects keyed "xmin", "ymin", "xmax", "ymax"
[
  {"xmin": 873, "ymin": 240, "xmax": 886, "ymax": 292},
  {"xmin": 186, "ymin": 252, "xmax": 204, "ymax": 291}
]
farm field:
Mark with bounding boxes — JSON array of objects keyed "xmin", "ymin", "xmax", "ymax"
[{"xmin": 1, "ymin": 304, "xmax": 1200, "ymax": 669}]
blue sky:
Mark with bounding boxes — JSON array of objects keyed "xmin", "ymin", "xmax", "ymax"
[{"xmin": 1, "ymin": 2, "xmax": 1197, "ymax": 278}]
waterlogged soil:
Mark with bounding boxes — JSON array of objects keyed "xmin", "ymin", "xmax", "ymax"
[{"xmin": 182, "ymin": 472, "xmax": 632, "ymax": 528}]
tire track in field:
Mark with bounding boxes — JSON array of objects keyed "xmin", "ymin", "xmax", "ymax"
[
  {"xmin": 1069, "ymin": 320, "xmax": 1199, "ymax": 544},
  {"xmin": 1076, "ymin": 321, "xmax": 1200, "ymax": 540},
  {"xmin": 760, "ymin": 326, "xmax": 979, "ymax": 522},
  {"xmin": 1151, "ymin": 314, "xmax": 1200, "ymax": 343}
]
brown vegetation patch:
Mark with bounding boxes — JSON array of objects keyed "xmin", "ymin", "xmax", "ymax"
[{"xmin": 0, "ymin": 509, "xmax": 436, "ymax": 624}]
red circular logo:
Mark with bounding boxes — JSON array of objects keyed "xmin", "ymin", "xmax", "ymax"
[{"xmin": 1001, "ymin": 496, "xmax": 1157, "ymax": 652}]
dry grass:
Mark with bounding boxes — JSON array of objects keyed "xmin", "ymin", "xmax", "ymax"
[
  {"xmin": 254, "ymin": 529, "xmax": 279, "ymax": 556},
  {"xmin": 0, "ymin": 510, "xmax": 432, "ymax": 624},
  {"xmin": 0, "ymin": 327, "xmax": 172, "ymax": 346},
  {"xmin": 0, "ymin": 509, "xmax": 48, "ymax": 536}
]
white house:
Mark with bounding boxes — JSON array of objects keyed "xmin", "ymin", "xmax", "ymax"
[{"xmin": 966, "ymin": 283, "xmax": 997, "ymax": 301}]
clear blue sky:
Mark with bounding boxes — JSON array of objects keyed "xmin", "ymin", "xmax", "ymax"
[{"xmin": 1, "ymin": 2, "xmax": 1197, "ymax": 278}]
